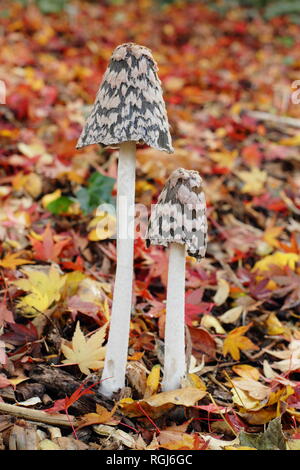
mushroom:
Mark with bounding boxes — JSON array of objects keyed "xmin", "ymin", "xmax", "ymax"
[
  {"xmin": 76, "ymin": 43, "xmax": 173, "ymax": 397},
  {"xmin": 147, "ymin": 168, "xmax": 207, "ymax": 391}
]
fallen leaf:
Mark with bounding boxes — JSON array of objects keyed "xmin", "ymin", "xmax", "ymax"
[
  {"xmin": 239, "ymin": 417, "xmax": 286, "ymax": 450},
  {"xmin": 29, "ymin": 225, "xmax": 70, "ymax": 263},
  {"xmin": 93, "ymin": 425, "xmax": 137, "ymax": 449},
  {"xmin": 0, "ymin": 252, "xmax": 34, "ymax": 270},
  {"xmin": 237, "ymin": 168, "xmax": 267, "ymax": 196},
  {"xmin": 231, "ymin": 377, "xmax": 270, "ymax": 401},
  {"xmin": 218, "ymin": 306, "xmax": 243, "ymax": 324},
  {"xmin": 213, "ymin": 278, "xmax": 230, "ymax": 306},
  {"xmin": 13, "ymin": 265, "xmax": 65, "ymax": 316},
  {"xmin": 0, "ymin": 374, "xmax": 11, "ymax": 389},
  {"xmin": 144, "ymin": 364, "xmax": 160, "ymax": 398},
  {"xmin": 78, "ymin": 403, "xmax": 119, "ymax": 428},
  {"xmin": 223, "ymin": 323, "xmax": 259, "ymax": 360},
  {"xmin": 188, "ymin": 326, "xmax": 216, "ymax": 361},
  {"xmin": 61, "ymin": 322, "xmax": 106, "ymax": 375},
  {"xmin": 119, "ymin": 387, "xmax": 206, "ymax": 419},
  {"xmin": 232, "ymin": 364, "xmax": 260, "ymax": 381},
  {"xmin": 0, "ymin": 298, "xmax": 14, "ymax": 327},
  {"xmin": 265, "ymin": 313, "xmax": 286, "ymax": 336},
  {"xmin": 158, "ymin": 430, "xmax": 205, "ymax": 450},
  {"xmin": 253, "ymin": 252, "xmax": 300, "ymax": 274},
  {"xmin": 201, "ymin": 314, "xmax": 225, "ymax": 334}
]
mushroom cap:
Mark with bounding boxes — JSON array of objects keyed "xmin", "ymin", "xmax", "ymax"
[
  {"xmin": 147, "ymin": 168, "xmax": 207, "ymax": 259},
  {"xmin": 76, "ymin": 43, "xmax": 173, "ymax": 153}
]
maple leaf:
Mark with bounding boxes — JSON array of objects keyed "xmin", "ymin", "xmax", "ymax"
[
  {"xmin": 61, "ymin": 322, "xmax": 107, "ymax": 375},
  {"xmin": 77, "ymin": 403, "xmax": 119, "ymax": 429},
  {"xmin": 223, "ymin": 323, "xmax": 259, "ymax": 361},
  {"xmin": 253, "ymin": 252, "xmax": 300, "ymax": 274},
  {"xmin": 237, "ymin": 168, "xmax": 267, "ymax": 196},
  {"xmin": 44, "ymin": 380, "xmax": 97, "ymax": 414},
  {"xmin": 263, "ymin": 226, "xmax": 284, "ymax": 248},
  {"xmin": 29, "ymin": 224, "xmax": 70, "ymax": 263},
  {"xmin": 0, "ymin": 251, "xmax": 34, "ymax": 270},
  {"xmin": 13, "ymin": 265, "xmax": 65, "ymax": 316}
]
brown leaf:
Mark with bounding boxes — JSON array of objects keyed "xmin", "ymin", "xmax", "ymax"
[{"xmin": 188, "ymin": 326, "xmax": 216, "ymax": 361}]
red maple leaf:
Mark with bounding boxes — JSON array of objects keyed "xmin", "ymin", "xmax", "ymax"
[{"xmin": 29, "ymin": 224, "xmax": 70, "ymax": 263}]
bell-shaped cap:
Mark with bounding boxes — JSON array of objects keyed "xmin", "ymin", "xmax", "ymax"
[
  {"xmin": 76, "ymin": 43, "xmax": 173, "ymax": 153},
  {"xmin": 147, "ymin": 168, "xmax": 207, "ymax": 259}
]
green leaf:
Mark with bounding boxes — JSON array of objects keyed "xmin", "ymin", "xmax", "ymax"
[
  {"xmin": 264, "ymin": 1, "xmax": 300, "ymax": 20},
  {"xmin": 75, "ymin": 172, "xmax": 115, "ymax": 215},
  {"xmin": 239, "ymin": 417, "xmax": 286, "ymax": 450},
  {"xmin": 35, "ymin": 0, "xmax": 68, "ymax": 14},
  {"xmin": 46, "ymin": 196, "xmax": 74, "ymax": 215}
]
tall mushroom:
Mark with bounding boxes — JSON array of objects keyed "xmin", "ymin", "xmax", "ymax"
[
  {"xmin": 147, "ymin": 168, "xmax": 207, "ymax": 391},
  {"xmin": 76, "ymin": 43, "xmax": 173, "ymax": 397}
]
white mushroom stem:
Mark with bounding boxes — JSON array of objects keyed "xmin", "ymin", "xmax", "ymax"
[
  {"xmin": 100, "ymin": 141, "xmax": 136, "ymax": 397},
  {"xmin": 161, "ymin": 242, "xmax": 186, "ymax": 392}
]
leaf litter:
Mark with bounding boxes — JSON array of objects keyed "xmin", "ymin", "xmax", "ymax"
[{"xmin": 1, "ymin": 0, "xmax": 300, "ymax": 451}]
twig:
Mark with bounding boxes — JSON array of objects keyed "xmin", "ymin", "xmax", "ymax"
[
  {"xmin": 279, "ymin": 191, "xmax": 300, "ymax": 215},
  {"xmin": 185, "ymin": 325, "xmax": 193, "ymax": 375},
  {"xmin": 247, "ymin": 111, "xmax": 300, "ymax": 129},
  {"xmin": 0, "ymin": 402, "xmax": 77, "ymax": 427},
  {"xmin": 208, "ymin": 393, "xmax": 237, "ymax": 437},
  {"xmin": 207, "ymin": 373, "xmax": 229, "ymax": 393}
]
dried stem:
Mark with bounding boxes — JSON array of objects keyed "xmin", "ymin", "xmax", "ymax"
[{"xmin": 0, "ymin": 402, "xmax": 76, "ymax": 428}]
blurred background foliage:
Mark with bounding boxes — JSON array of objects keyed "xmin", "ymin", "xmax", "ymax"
[{"xmin": 13, "ymin": 0, "xmax": 300, "ymax": 21}]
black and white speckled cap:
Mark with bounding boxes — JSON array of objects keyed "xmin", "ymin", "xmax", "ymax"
[
  {"xmin": 147, "ymin": 168, "xmax": 208, "ymax": 259},
  {"xmin": 76, "ymin": 43, "xmax": 174, "ymax": 153}
]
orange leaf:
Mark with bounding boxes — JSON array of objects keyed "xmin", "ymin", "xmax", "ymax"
[
  {"xmin": 223, "ymin": 323, "xmax": 259, "ymax": 360},
  {"xmin": 0, "ymin": 251, "xmax": 34, "ymax": 270}
]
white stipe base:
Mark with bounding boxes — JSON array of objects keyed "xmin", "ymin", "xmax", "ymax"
[{"xmin": 161, "ymin": 243, "xmax": 186, "ymax": 392}]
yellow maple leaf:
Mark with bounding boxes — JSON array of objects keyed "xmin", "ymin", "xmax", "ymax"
[
  {"xmin": 253, "ymin": 251, "xmax": 300, "ymax": 273},
  {"xmin": 223, "ymin": 323, "xmax": 259, "ymax": 361},
  {"xmin": 13, "ymin": 265, "xmax": 65, "ymax": 316},
  {"xmin": 61, "ymin": 322, "xmax": 107, "ymax": 375},
  {"xmin": 237, "ymin": 168, "xmax": 267, "ymax": 196},
  {"xmin": 0, "ymin": 252, "xmax": 34, "ymax": 270},
  {"xmin": 209, "ymin": 149, "xmax": 238, "ymax": 169},
  {"xmin": 263, "ymin": 226, "xmax": 284, "ymax": 248}
]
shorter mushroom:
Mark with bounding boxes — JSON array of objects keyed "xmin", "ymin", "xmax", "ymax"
[{"xmin": 147, "ymin": 168, "xmax": 207, "ymax": 391}]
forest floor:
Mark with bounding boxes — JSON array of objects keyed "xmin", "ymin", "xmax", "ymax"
[{"xmin": 1, "ymin": 0, "xmax": 300, "ymax": 450}]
